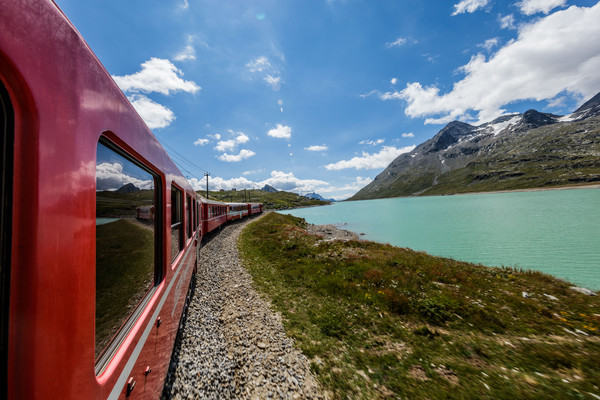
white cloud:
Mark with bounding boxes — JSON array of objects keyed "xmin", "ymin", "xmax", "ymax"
[
  {"xmin": 174, "ymin": 45, "xmax": 195, "ymax": 62},
  {"xmin": 359, "ymin": 139, "xmax": 385, "ymax": 146},
  {"xmin": 267, "ymin": 124, "xmax": 292, "ymax": 139},
  {"xmin": 261, "ymin": 170, "xmax": 328, "ymax": 192},
  {"xmin": 194, "ymin": 138, "xmax": 210, "ymax": 146},
  {"xmin": 190, "ymin": 170, "xmax": 328, "ymax": 193},
  {"xmin": 387, "ymin": 37, "xmax": 407, "ymax": 47},
  {"xmin": 215, "ymin": 132, "xmax": 250, "ymax": 152},
  {"xmin": 325, "ymin": 145, "xmax": 416, "ymax": 170},
  {"xmin": 264, "ymin": 74, "xmax": 282, "ymax": 90},
  {"xmin": 402, "ymin": 132, "xmax": 415, "ymax": 138},
  {"xmin": 96, "ymin": 162, "xmax": 154, "ymax": 191},
  {"xmin": 127, "ymin": 95, "xmax": 175, "ymax": 129},
  {"xmin": 217, "ymin": 149, "xmax": 256, "ymax": 162},
  {"xmin": 246, "ymin": 56, "xmax": 271, "ymax": 73},
  {"xmin": 113, "ymin": 58, "xmax": 200, "ymax": 95},
  {"xmin": 381, "ymin": 3, "xmax": 600, "ymax": 124},
  {"xmin": 517, "ymin": 0, "xmax": 566, "ymax": 15},
  {"xmin": 499, "ymin": 14, "xmax": 516, "ymax": 29},
  {"xmin": 391, "ymin": 78, "xmax": 398, "ymax": 85},
  {"xmin": 452, "ymin": 0, "xmax": 489, "ymax": 16},
  {"xmin": 478, "ymin": 37, "xmax": 499, "ymax": 52},
  {"xmin": 305, "ymin": 145, "xmax": 328, "ymax": 152}
]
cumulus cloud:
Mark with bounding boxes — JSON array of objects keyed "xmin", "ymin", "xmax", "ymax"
[
  {"xmin": 215, "ymin": 132, "xmax": 250, "ymax": 152},
  {"xmin": 267, "ymin": 124, "xmax": 292, "ymax": 139},
  {"xmin": 261, "ymin": 170, "xmax": 328, "ymax": 192},
  {"xmin": 305, "ymin": 145, "xmax": 328, "ymax": 152},
  {"xmin": 190, "ymin": 170, "xmax": 328, "ymax": 193},
  {"xmin": 402, "ymin": 132, "xmax": 415, "ymax": 138},
  {"xmin": 391, "ymin": 78, "xmax": 398, "ymax": 85},
  {"xmin": 478, "ymin": 37, "xmax": 499, "ymax": 52},
  {"xmin": 217, "ymin": 149, "xmax": 256, "ymax": 162},
  {"xmin": 452, "ymin": 0, "xmax": 489, "ymax": 16},
  {"xmin": 246, "ymin": 56, "xmax": 271, "ymax": 73},
  {"xmin": 499, "ymin": 14, "xmax": 516, "ymax": 29},
  {"xmin": 264, "ymin": 74, "xmax": 282, "ymax": 91},
  {"xmin": 381, "ymin": 3, "xmax": 600, "ymax": 124},
  {"xmin": 517, "ymin": 0, "xmax": 566, "ymax": 15},
  {"xmin": 247, "ymin": 56, "xmax": 283, "ymax": 91},
  {"xmin": 194, "ymin": 138, "xmax": 210, "ymax": 146},
  {"xmin": 113, "ymin": 58, "xmax": 200, "ymax": 95},
  {"xmin": 324, "ymin": 145, "xmax": 416, "ymax": 170},
  {"xmin": 96, "ymin": 162, "xmax": 154, "ymax": 191},
  {"xmin": 127, "ymin": 95, "xmax": 175, "ymax": 129},
  {"xmin": 174, "ymin": 43, "xmax": 195, "ymax": 61}
]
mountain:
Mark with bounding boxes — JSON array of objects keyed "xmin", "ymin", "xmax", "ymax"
[
  {"xmin": 261, "ymin": 184, "xmax": 279, "ymax": 193},
  {"xmin": 304, "ymin": 192, "xmax": 336, "ymax": 202},
  {"xmin": 350, "ymin": 92, "xmax": 600, "ymax": 200},
  {"xmin": 115, "ymin": 183, "xmax": 140, "ymax": 194}
]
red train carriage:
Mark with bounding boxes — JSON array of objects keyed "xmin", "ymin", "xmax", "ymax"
[
  {"xmin": 249, "ymin": 203, "xmax": 264, "ymax": 215},
  {"xmin": 0, "ymin": 1, "xmax": 202, "ymax": 398},
  {"xmin": 226, "ymin": 202, "xmax": 249, "ymax": 221},
  {"xmin": 200, "ymin": 198, "xmax": 228, "ymax": 234}
]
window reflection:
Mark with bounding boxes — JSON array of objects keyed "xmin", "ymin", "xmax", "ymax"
[
  {"xmin": 171, "ymin": 186, "xmax": 183, "ymax": 263},
  {"xmin": 95, "ymin": 141, "xmax": 157, "ymax": 363}
]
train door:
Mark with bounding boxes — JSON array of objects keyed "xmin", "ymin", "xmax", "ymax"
[{"xmin": 0, "ymin": 80, "xmax": 14, "ymax": 399}]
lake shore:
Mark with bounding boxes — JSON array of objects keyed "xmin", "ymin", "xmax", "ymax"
[{"xmin": 240, "ymin": 212, "xmax": 600, "ymax": 399}]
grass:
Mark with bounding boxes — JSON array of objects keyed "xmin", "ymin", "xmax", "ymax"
[
  {"xmin": 95, "ymin": 219, "xmax": 155, "ymax": 359},
  {"xmin": 239, "ymin": 212, "xmax": 600, "ymax": 399},
  {"xmin": 199, "ymin": 189, "xmax": 330, "ymax": 210}
]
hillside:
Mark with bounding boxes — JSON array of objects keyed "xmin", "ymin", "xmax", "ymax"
[
  {"xmin": 350, "ymin": 93, "xmax": 600, "ymax": 200},
  {"xmin": 200, "ymin": 189, "xmax": 330, "ymax": 210}
]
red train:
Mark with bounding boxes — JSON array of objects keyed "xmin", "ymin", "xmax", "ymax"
[{"xmin": 0, "ymin": 1, "xmax": 262, "ymax": 398}]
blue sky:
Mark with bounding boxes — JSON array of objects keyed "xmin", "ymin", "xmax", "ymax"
[{"xmin": 55, "ymin": 0, "xmax": 600, "ymax": 199}]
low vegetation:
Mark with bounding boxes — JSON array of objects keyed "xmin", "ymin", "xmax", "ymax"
[
  {"xmin": 200, "ymin": 189, "xmax": 329, "ymax": 210},
  {"xmin": 239, "ymin": 213, "xmax": 600, "ymax": 399}
]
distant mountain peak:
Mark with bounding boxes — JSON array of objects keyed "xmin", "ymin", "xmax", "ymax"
[
  {"xmin": 115, "ymin": 183, "xmax": 140, "ymax": 193},
  {"xmin": 261, "ymin": 184, "xmax": 278, "ymax": 193},
  {"xmin": 570, "ymin": 92, "xmax": 600, "ymax": 121}
]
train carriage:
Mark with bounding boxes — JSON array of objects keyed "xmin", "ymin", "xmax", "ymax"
[{"xmin": 1, "ymin": 1, "xmax": 203, "ymax": 398}]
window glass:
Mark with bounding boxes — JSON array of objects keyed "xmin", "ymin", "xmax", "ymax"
[
  {"xmin": 95, "ymin": 141, "xmax": 157, "ymax": 363},
  {"xmin": 186, "ymin": 195, "xmax": 192, "ymax": 239},
  {"xmin": 171, "ymin": 186, "xmax": 183, "ymax": 262}
]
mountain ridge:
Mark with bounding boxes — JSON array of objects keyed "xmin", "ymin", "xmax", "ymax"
[{"xmin": 350, "ymin": 92, "xmax": 600, "ymax": 200}]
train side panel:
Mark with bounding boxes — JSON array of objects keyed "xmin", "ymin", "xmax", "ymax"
[{"xmin": 1, "ymin": 1, "xmax": 199, "ymax": 398}]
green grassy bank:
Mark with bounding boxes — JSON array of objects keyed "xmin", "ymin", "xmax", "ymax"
[
  {"xmin": 239, "ymin": 212, "xmax": 600, "ymax": 399},
  {"xmin": 199, "ymin": 189, "xmax": 329, "ymax": 210}
]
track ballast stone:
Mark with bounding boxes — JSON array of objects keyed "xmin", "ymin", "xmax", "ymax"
[{"xmin": 163, "ymin": 216, "xmax": 326, "ymax": 399}]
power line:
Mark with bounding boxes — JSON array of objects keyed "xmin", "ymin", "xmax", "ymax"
[{"xmin": 155, "ymin": 137, "xmax": 209, "ymax": 175}]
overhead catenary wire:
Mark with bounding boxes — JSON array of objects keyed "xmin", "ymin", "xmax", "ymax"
[{"xmin": 155, "ymin": 136, "xmax": 210, "ymax": 178}]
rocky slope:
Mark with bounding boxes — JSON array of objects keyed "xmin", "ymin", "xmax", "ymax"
[{"xmin": 350, "ymin": 92, "xmax": 600, "ymax": 200}]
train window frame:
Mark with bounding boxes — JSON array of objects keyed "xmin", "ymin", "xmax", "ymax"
[
  {"xmin": 94, "ymin": 137, "xmax": 162, "ymax": 375},
  {"xmin": 170, "ymin": 185, "xmax": 184, "ymax": 264},
  {"xmin": 0, "ymin": 79, "xmax": 14, "ymax": 395},
  {"xmin": 186, "ymin": 194, "xmax": 192, "ymax": 239}
]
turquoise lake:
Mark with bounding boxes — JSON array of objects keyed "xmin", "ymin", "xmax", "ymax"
[{"xmin": 280, "ymin": 188, "xmax": 600, "ymax": 290}]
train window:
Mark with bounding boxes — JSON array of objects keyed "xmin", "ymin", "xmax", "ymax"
[
  {"xmin": 1, "ymin": 80, "xmax": 14, "ymax": 392},
  {"xmin": 95, "ymin": 140, "xmax": 159, "ymax": 367},
  {"xmin": 171, "ymin": 186, "xmax": 183, "ymax": 262},
  {"xmin": 186, "ymin": 195, "xmax": 192, "ymax": 239}
]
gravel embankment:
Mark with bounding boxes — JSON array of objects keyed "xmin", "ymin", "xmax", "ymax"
[{"xmin": 162, "ymin": 215, "xmax": 327, "ymax": 400}]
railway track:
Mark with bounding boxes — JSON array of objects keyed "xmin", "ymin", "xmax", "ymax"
[{"xmin": 162, "ymin": 215, "xmax": 326, "ymax": 399}]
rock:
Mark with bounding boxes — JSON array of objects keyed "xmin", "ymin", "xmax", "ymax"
[{"xmin": 570, "ymin": 286, "xmax": 597, "ymax": 296}]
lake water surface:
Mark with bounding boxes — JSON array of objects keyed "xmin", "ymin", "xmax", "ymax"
[{"xmin": 280, "ymin": 188, "xmax": 600, "ymax": 290}]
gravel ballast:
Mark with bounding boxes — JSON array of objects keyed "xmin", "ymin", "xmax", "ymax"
[{"xmin": 162, "ymin": 215, "xmax": 327, "ymax": 399}]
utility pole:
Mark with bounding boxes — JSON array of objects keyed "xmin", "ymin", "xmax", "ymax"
[{"xmin": 204, "ymin": 172, "xmax": 210, "ymax": 199}]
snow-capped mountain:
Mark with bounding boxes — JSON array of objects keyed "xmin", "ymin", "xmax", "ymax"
[{"xmin": 350, "ymin": 92, "xmax": 600, "ymax": 200}]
